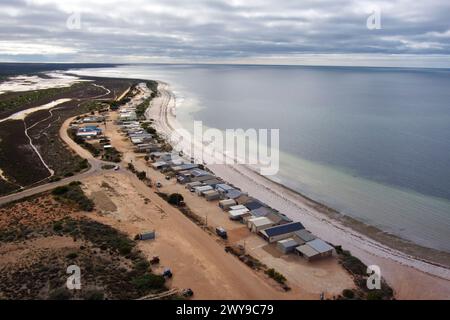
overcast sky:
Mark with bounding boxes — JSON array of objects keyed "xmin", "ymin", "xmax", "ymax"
[{"xmin": 1, "ymin": 0, "xmax": 449, "ymax": 67}]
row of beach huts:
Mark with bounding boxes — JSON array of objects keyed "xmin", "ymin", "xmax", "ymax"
[
  {"xmin": 147, "ymin": 151, "xmax": 335, "ymax": 262},
  {"xmin": 114, "ymin": 93, "xmax": 335, "ymax": 262}
]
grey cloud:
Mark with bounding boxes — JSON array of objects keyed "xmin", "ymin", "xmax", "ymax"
[{"xmin": 0, "ymin": 0, "xmax": 449, "ymax": 63}]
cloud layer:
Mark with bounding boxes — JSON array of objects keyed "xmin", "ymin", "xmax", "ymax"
[{"xmin": 1, "ymin": 0, "xmax": 450, "ymax": 66}]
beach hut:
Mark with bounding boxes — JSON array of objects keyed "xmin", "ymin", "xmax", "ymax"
[
  {"xmin": 244, "ymin": 200, "xmax": 265, "ymax": 211},
  {"xmin": 292, "ymin": 229, "xmax": 316, "ymax": 245},
  {"xmin": 185, "ymin": 181, "xmax": 202, "ymax": 189},
  {"xmin": 229, "ymin": 208, "xmax": 251, "ymax": 221},
  {"xmin": 247, "ymin": 217, "xmax": 274, "ymax": 233},
  {"xmin": 277, "ymin": 238, "xmax": 299, "ymax": 254},
  {"xmin": 204, "ymin": 190, "xmax": 220, "ymax": 201},
  {"xmin": 225, "ymin": 189, "xmax": 243, "ymax": 200},
  {"xmin": 295, "ymin": 244, "xmax": 320, "ymax": 261},
  {"xmin": 265, "ymin": 211, "xmax": 293, "ymax": 225},
  {"xmin": 219, "ymin": 199, "xmax": 236, "ymax": 210},
  {"xmin": 202, "ymin": 178, "xmax": 222, "ymax": 187},
  {"xmin": 228, "ymin": 204, "xmax": 247, "ymax": 211},
  {"xmin": 151, "ymin": 161, "xmax": 169, "ymax": 170},
  {"xmin": 194, "ymin": 185, "xmax": 213, "ymax": 196},
  {"xmin": 216, "ymin": 183, "xmax": 234, "ymax": 194},
  {"xmin": 259, "ymin": 222, "xmax": 305, "ymax": 243},
  {"xmin": 306, "ymin": 239, "xmax": 334, "ymax": 258}
]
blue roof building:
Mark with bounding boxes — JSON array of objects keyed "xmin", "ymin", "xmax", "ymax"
[{"xmin": 259, "ymin": 222, "xmax": 305, "ymax": 243}]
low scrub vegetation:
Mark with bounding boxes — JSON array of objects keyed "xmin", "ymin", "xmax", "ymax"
[{"xmin": 52, "ymin": 181, "xmax": 94, "ymax": 212}]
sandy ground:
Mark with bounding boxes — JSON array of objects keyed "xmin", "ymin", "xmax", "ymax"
[
  {"xmin": 147, "ymin": 82, "xmax": 450, "ymax": 300},
  {"xmin": 82, "ymin": 171, "xmax": 306, "ymax": 299},
  {"xmin": 91, "ymin": 105, "xmax": 356, "ymax": 299},
  {"xmin": 0, "ymin": 236, "xmax": 79, "ymax": 266}
]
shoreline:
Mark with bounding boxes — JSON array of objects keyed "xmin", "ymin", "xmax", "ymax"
[{"xmin": 147, "ymin": 81, "xmax": 450, "ymax": 298}]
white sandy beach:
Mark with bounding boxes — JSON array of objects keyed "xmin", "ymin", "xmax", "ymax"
[{"xmin": 146, "ymin": 81, "xmax": 450, "ymax": 299}]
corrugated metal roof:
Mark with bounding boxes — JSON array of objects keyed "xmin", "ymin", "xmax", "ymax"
[
  {"xmin": 250, "ymin": 207, "xmax": 271, "ymax": 217},
  {"xmin": 245, "ymin": 200, "xmax": 265, "ymax": 211},
  {"xmin": 226, "ymin": 189, "xmax": 242, "ymax": 199},
  {"xmin": 248, "ymin": 217, "xmax": 273, "ymax": 227},
  {"xmin": 277, "ymin": 238, "xmax": 298, "ymax": 248},
  {"xmin": 293, "ymin": 229, "xmax": 315, "ymax": 242},
  {"xmin": 216, "ymin": 184, "xmax": 234, "ymax": 191},
  {"xmin": 219, "ymin": 199, "xmax": 236, "ymax": 205},
  {"xmin": 229, "ymin": 204, "xmax": 247, "ymax": 211},
  {"xmin": 262, "ymin": 222, "xmax": 304, "ymax": 237},
  {"xmin": 296, "ymin": 244, "xmax": 319, "ymax": 258},
  {"xmin": 307, "ymin": 239, "xmax": 334, "ymax": 254}
]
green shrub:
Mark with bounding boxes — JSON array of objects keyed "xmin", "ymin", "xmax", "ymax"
[
  {"xmin": 137, "ymin": 171, "xmax": 146, "ymax": 180},
  {"xmin": 342, "ymin": 289, "xmax": 355, "ymax": 299},
  {"xmin": 366, "ymin": 290, "xmax": 384, "ymax": 300},
  {"xmin": 66, "ymin": 252, "xmax": 78, "ymax": 259},
  {"xmin": 83, "ymin": 290, "xmax": 104, "ymax": 300},
  {"xmin": 52, "ymin": 186, "xmax": 69, "ymax": 195},
  {"xmin": 52, "ymin": 183, "xmax": 94, "ymax": 212},
  {"xmin": 131, "ymin": 274, "xmax": 165, "ymax": 291},
  {"xmin": 48, "ymin": 287, "xmax": 72, "ymax": 300},
  {"xmin": 265, "ymin": 268, "xmax": 286, "ymax": 284},
  {"xmin": 53, "ymin": 221, "xmax": 63, "ymax": 232},
  {"xmin": 168, "ymin": 193, "xmax": 184, "ymax": 206}
]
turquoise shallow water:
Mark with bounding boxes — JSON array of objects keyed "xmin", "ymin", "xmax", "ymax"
[{"xmin": 71, "ymin": 64, "xmax": 450, "ymax": 252}]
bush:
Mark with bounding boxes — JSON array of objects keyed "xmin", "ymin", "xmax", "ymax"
[
  {"xmin": 131, "ymin": 274, "xmax": 165, "ymax": 291},
  {"xmin": 366, "ymin": 290, "xmax": 384, "ymax": 300},
  {"xmin": 265, "ymin": 268, "xmax": 286, "ymax": 284},
  {"xmin": 83, "ymin": 290, "xmax": 104, "ymax": 300},
  {"xmin": 342, "ymin": 289, "xmax": 355, "ymax": 299},
  {"xmin": 66, "ymin": 252, "xmax": 78, "ymax": 259},
  {"xmin": 48, "ymin": 287, "xmax": 72, "ymax": 300},
  {"xmin": 52, "ymin": 186, "xmax": 69, "ymax": 196},
  {"xmin": 168, "ymin": 193, "xmax": 184, "ymax": 206},
  {"xmin": 137, "ymin": 171, "xmax": 146, "ymax": 180},
  {"xmin": 53, "ymin": 221, "xmax": 63, "ymax": 232},
  {"xmin": 52, "ymin": 183, "xmax": 94, "ymax": 212}
]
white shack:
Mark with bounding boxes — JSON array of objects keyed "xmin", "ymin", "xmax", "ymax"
[{"xmin": 247, "ymin": 217, "xmax": 274, "ymax": 233}]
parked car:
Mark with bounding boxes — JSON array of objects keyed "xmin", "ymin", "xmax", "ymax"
[
  {"xmin": 182, "ymin": 288, "xmax": 194, "ymax": 298},
  {"xmin": 163, "ymin": 268, "xmax": 172, "ymax": 278},
  {"xmin": 216, "ymin": 227, "xmax": 228, "ymax": 239},
  {"xmin": 114, "ymin": 165, "xmax": 120, "ymax": 171},
  {"xmin": 156, "ymin": 182, "xmax": 162, "ymax": 188}
]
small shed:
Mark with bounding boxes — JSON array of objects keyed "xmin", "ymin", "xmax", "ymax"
[
  {"xmin": 245, "ymin": 200, "xmax": 265, "ymax": 211},
  {"xmin": 306, "ymin": 239, "xmax": 334, "ymax": 258},
  {"xmin": 202, "ymin": 178, "xmax": 222, "ymax": 187},
  {"xmin": 152, "ymin": 161, "xmax": 169, "ymax": 170},
  {"xmin": 229, "ymin": 204, "xmax": 247, "ymax": 211},
  {"xmin": 139, "ymin": 231, "xmax": 155, "ymax": 241},
  {"xmin": 216, "ymin": 183, "xmax": 234, "ymax": 194},
  {"xmin": 219, "ymin": 199, "xmax": 236, "ymax": 210},
  {"xmin": 293, "ymin": 229, "xmax": 316, "ymax": 245},
  {"xmin": 247, "ymin": 216, "xmax": 274, "ymax": 233},
  {"xmin": 225, "ymin": 189, "xmax": 243, "ymax": 200},
  {"xmin": 229, "ymin": 208, "xmax": 251, "ymax": 221},
  {"xmin": 194, "ymin": 185, "xmax": 213, "ymax": 196},
  {"xmin": 185, "ymin": 181, "xmax": 202, "ymax": 189},
  {"xmin": 295, "ymin": 244, "xmax": 320, "ymax": 261},
  {"xmin": 259, "ymin": 222, "xmax": 305, "ymax": 243},
  {"xmin": 204, "ymin": 189, "xmax": 220, "ymax": 201},
  {"xmin": 277, "ymin": 238, "xmax": 299, "ymax": 254}
]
